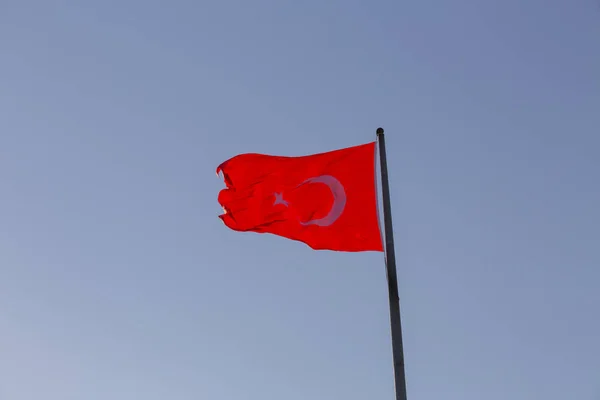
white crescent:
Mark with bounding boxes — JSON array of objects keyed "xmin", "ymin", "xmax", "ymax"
[{"xmin": 298, "ymin": 175, "xmax": 346, "ymax": 227}]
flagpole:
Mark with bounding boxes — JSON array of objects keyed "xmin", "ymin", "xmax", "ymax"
[{"xmin": 376, "ymin": 127, "xmax": 408, "ymax": 400}]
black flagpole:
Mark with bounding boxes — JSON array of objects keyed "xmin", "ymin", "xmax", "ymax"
[{"xmin": 376, "ymin": 127, "xmax": 408, "ymax": 400}]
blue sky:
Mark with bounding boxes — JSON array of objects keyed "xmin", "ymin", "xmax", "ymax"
[{"xmin": 1, "ymin": 1, "xmax": 599, "ymax": 399}]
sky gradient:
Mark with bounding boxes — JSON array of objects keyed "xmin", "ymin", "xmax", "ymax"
[{"xmin": 1, "ymin": 1, "xmax": 599, "ymax": 399}]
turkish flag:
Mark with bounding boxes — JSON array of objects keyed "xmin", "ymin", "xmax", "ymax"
[{"xmin": 217, "ymin": 142, "xmax": 383, "ymax": 252}]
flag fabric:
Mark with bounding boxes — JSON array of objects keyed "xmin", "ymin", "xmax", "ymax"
[{"xmin": 216, "ymin": 142, "xmax": 383, "ymax": 252}]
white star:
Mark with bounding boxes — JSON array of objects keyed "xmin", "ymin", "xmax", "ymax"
[{"xmin": 273, "ymin": 192, "xmax": 289, "ymax": 207}]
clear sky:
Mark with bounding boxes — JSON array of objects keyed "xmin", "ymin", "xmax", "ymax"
[{"xmin": 1, "ymin": 1, "xmax": 599, "ymax": 399}]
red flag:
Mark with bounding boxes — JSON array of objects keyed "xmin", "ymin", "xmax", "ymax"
[{"xmin": 217, "ymin": 142, "xmax": 383, "ymax": 252}]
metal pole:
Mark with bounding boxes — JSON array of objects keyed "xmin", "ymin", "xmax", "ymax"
[{"xmin": 376, "ymin": 127, "xmax": 408, "ymax": 400}]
